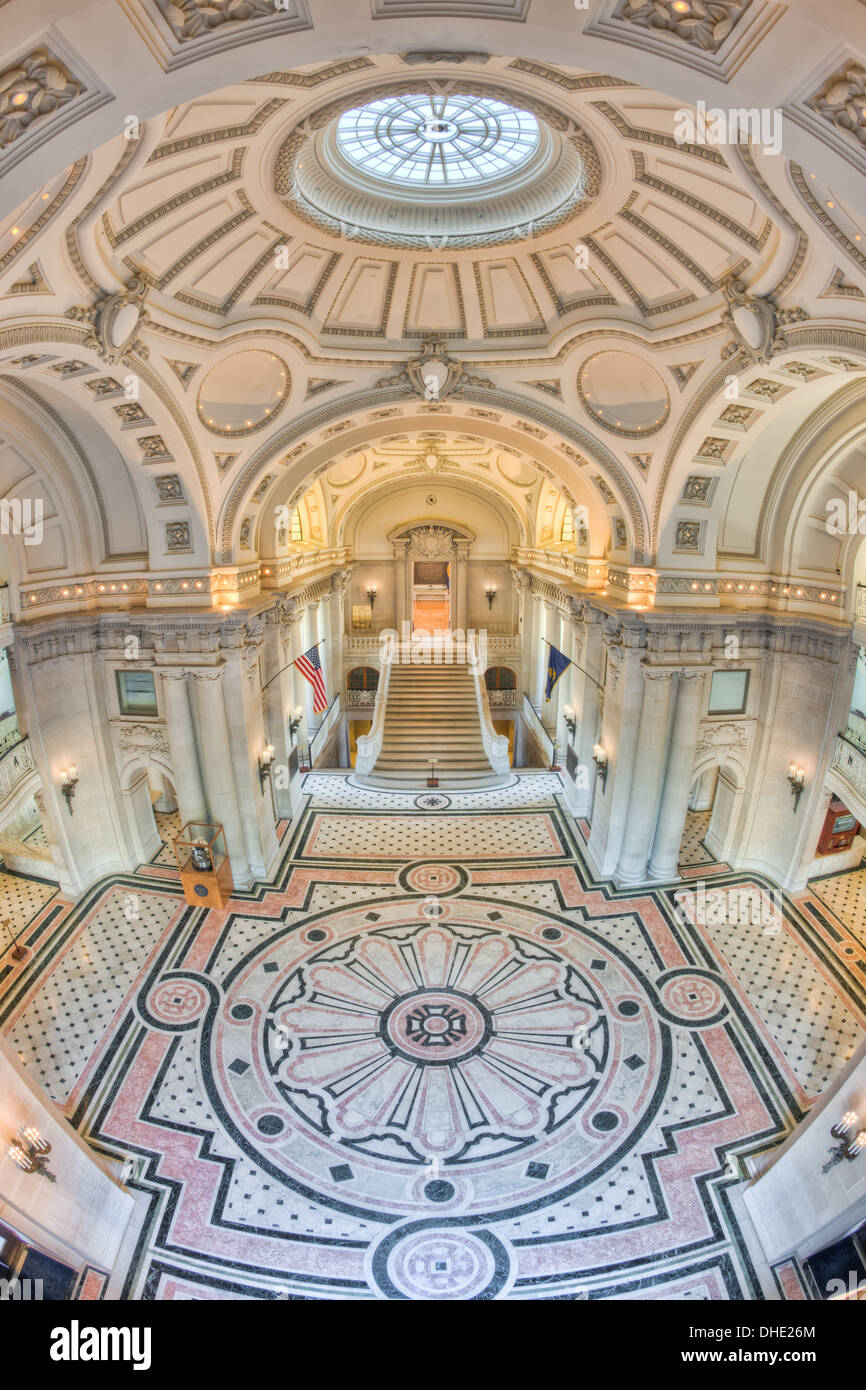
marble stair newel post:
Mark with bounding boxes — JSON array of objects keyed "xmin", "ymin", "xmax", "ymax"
[
  {"xmin": 193, "ymin": 668, "xmax": 251, "ymax": 889},
  {"xmin": 160, "ymin": 669, "xmax": 207, "ymax": 826},
  {"xmin": 615, "ymin": 666, "xmax": 675, "ymax": 887},
  {"xmin": 647, "ymin": 669, "xmax": 706, "ymax": 881}
]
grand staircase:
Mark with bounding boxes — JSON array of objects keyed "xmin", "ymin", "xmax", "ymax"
[{"xmin": 372, "ymin": 662, "xmax": 496, "ymax": 787}]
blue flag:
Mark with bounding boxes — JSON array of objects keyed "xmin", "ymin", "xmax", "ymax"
[{"xmin": 545, "ymin": 644, "xmax": 570, "ymax": 702}]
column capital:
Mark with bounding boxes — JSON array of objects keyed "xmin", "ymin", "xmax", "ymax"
[
  {"xmin": 192, "ymin": 666, "xmax": 225, "ymax": 684},
  {"xmin": 641, "ymin": 664, "xmax": 675, "ymax": 682},
  {"xmin": 159, "ymin": 667, "xmax": 190, "ymax": 683}
]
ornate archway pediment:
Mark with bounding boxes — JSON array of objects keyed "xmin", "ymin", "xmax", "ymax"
[{"xmin": 390, "ymin": 523, "xmax": 475, "ymax": 560}]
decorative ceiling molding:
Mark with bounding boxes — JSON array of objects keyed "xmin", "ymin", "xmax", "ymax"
[
  {"xmin": 371, "ymin": 0, "xmax": 529, "ymax": 18},
  {"xmin": 789, "ymin": 164, "xmax": 866, "ymax": 276},
  {"xmin": 273, "ymin": 77, "xmax": 601, "ymax": 251},
  {"xmin": 218, "ymin": 386, "xmax": 649, "ymax": 566},
  {"xmin": 0, "ymin": 158, "xmax": 88, "ymax": 280},
  {"xmin": 250, "ymin": 59, "xmax": 377, "ymax": 88},
  {"xmin": 586, "ymin": 0, "xmax": 785, "ymax": 81},
  {"xmin": 0, "ymin": 43, "xmax": 108, "ymax": 178},
  {"xmin": 65, "ymin": 278, "xmax": 149, "ymax": 366},
  {"xmin": 118, "ymin": 0, "xmax": 313, "ymax": 71}
]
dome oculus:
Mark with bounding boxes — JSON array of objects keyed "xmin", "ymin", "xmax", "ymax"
[{"xmin": 336, "ymin": 93, "xmax": 540, "ymax": 189}]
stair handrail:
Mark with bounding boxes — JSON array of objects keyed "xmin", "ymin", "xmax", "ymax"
[
  {"xmin": 355, "ymin": 648, "xmax": 393, "ymax": 775},
  {"xmin": 469, "ymin": 648, "xmax": 510, "ymax": 775}
]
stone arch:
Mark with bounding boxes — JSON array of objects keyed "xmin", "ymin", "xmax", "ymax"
[{"xmin": 219, "ymin": 390, "xmax": 644, "ymax": 566}]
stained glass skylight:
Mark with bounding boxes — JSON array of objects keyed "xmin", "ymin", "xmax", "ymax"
[{"xmin": 336, "ymin": 93, "xmax": 540, "ymax": 189}]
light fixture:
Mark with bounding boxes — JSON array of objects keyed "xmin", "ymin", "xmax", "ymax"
[
  {"xmin": 485, "ymin": 584, "xmax": 497, "ymax": 610},
  {"xmin": 7, "ymin": 1126, "xmax": 55, "ymax": 1181},
  {"xmin": 787, "ymin": 761, "xmax": 805, "ymax": 813},
  {"xmin": 823, "ymin": 1112, "xmax": 866, "ymax": 1171},
  {"xmin": 593, "ymin": 744, "xmax": 608, "ymax": 791},
  {"xmin": 258, "ymin": 744, "xmax": 275, "ymax": 793},
  {"xmin": 288, "ymin": 706, "xmax": 303, "ymax": 744},
  {"xmin": 59, "ymin": 765, "xmax": 78, "ymax": 815},
  {"xmin": 563, "ymin": 705, "xmax": 577, "ymax": 740},
  {"xmin": 366, "ymin": 584, "xmax": 378, "ymax": 609}
]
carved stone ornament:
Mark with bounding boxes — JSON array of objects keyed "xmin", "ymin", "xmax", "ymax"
[
  {"xmin": 721, "ymin": 280, "xmax": 807, "ymax": 364},
  {"xmin": 809, "ymin": 63, "xmax": 866, "ymax": 150},
  {"xmin": 66, "ymin": 278, "xmax": 149, "ymax": 366},
  {"xmin": 376, "ymin": 339, "xmax": 494, "ymax": 401},
  {"xmin": 612, "ymin": 0, "xmax": 753, "ymax": 53},
  {"xmin": 696, "ymin": 720, "xmax": 750, "ymax": 762},
  {"xmin": 157, "ymin": 0, "xmax": 279, "ymax": 42},
  {"xmin": 0, "ymin": 49, "xmax": 84, "ymax": 151},
  {"xmin": 402, "ymin": 524, "xmax": 465, "ymax": 560}
]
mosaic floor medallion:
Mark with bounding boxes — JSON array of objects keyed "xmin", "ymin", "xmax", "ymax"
[{"xmin": 1, "ymin": 781, "xmax": 864, "ymax": 1300}]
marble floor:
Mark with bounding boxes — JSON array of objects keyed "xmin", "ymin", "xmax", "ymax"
[{"xmin": 0, "ymin": 774, "xmax": 864, "ymax": 1301}]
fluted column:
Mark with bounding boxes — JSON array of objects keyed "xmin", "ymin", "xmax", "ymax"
[
  {"xmin": 648, "ymin": 670, "xmax": 706, "ymax": 880},
  {"xmin": 160, "ymin": 669, "xmax": 206, "ymax": 825},
  {"xmin": 615, "ymin": 666, "xmax": 674, "ymax": 886},
  {"xmin": 530, "ymin": 595, "xmax": 548, "ymax": 708},
  {"xmin": 193, "ymin": 667, "xmax": 251, "ymax": 887}
]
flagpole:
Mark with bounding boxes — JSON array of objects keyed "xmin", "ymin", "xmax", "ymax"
[
  {"xmin": 261, "ymin": 639, "xmax": 327, "ymax": 693},
  {"xmin": 540, "ymin": 639, "xmax": 604, "ymax": 693}
]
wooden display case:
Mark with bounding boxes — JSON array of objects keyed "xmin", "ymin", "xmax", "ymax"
[
  {"xmin": 816, "ymin": 797, "xmax": 861, "ymax": 856},
  {"xmin": 173, "ymin": 821, "xmax": 233, "ymax": 908}
]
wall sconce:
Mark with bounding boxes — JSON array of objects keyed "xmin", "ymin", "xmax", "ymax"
[
  {"xmin": 485, "ymin": 584, "xmax": 497, "ymax": 610},
  {"xmin": 563, "ymin": 705, "xmax": 577, "ymax": 740},
  {"xmin": 822, "ymin": 1111, "xmax": 866, "ymax": 1172},
  {"xmin": 366, "ymin": 584, "xmax": 377, "ymax": 610},
  {"xmin": 59, "ymin": 765, "xmax": 78, "ymax": 815},
  {"xmin": 593, "ymin": 744, "xmax": 608, "ymax": 791},
  {"xmin": 258, "ymin": 744, "xmax": 275, "ymax": 793},
  {"xmin": 787, "ymin": 761, "xmax": 805, "ymax": 813},
  {"xmin": 7, "ymin": 1126, "xmax": 55, "ymax": 1181},
  {"xmin": 288, "ymin": 706, "xmax": 303, "ymax": 743}
]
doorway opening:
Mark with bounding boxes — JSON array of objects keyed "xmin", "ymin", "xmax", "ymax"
[
  {"xmin": 678, "ymin": 762, "xmax": 742, "ymax": 870},
  {"xmin": 412, "ymin": 560, "xmax": 450, "ymax": 632}
]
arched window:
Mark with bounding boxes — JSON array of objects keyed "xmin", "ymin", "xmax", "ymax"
[
  {"xmin": 560, "ymin": 508, "xmax": 574, "ymax": 543},
  {"xmin": 348, "ymin": 667, "xmax": 379, "ymax": 692},
  {"xmin": 484, "ymin": 667, "xmax": 516, "ymax": 690},
  {"xmin": 290, "ymin": 508, "xmax": 303, "ymax": 542}
]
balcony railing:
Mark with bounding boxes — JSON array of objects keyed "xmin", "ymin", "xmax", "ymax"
[
  {"xmin": 0, "ymin": 735, "xmax": 35, "ymax": 805},
  {"xmin": 857, "ymin": 585, "xmax": 866, "ymax": 622},
  {"xmin": 845, "ymin": 713, "xmax": 866, "ymax": 752},
  {"xmin": 487, "ymin": 688, "xmax": 517, "ymax": 708},
  {"xmin": 832, "ymin": 734, "xmax": 866, "ymax": 804},
  {"xmin": 346, "ymin": 688, "xmax": 377, "ymax": 707}
]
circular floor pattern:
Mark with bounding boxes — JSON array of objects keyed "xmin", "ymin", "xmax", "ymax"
[{"xmin": 208, "ymin": 888, "xmax": 673, "ymax": 1226}]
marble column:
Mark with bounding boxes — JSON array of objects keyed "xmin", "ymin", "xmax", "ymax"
[
  {"xmin": 193, "ymin": 668, "xmax": 251, "ymax": 888},
  {"xmin": 648, "ymin": 670, "xmax": 706, "ymax": 880},
  {"xmin": 530, "ymin": 595, "xmax": 548, "ymax": 709},
  {"xmin": 160, "ymin": 669, "xmax": 206, "ymax": 825},
  {"xmin": 615, "ymin": 666, "xmax": 674, "ymax": 886}
]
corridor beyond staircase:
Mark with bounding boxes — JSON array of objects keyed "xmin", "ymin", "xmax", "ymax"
[{"xmin": 372, "ymin": 661, "xmax": 497, "ymax": 787}]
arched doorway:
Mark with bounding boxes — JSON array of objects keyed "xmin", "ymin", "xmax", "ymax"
[{"xmin": 680, "ymin": 759, "xmax": 746, "ymax": 869}]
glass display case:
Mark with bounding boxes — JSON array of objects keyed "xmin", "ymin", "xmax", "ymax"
[{"xmin": 173, "ymin": 821, "xmax": 233, "ymax": 908}]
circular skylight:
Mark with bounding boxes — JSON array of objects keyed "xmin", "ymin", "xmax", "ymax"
[{"xmin": 336, "ymin": 93, "xmax": 540, "ymax": 189}]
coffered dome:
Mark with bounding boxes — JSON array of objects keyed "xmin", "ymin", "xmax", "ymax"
[{"xmin": 277, "ymin": 78, "xmax": 592, "ymax": 247}]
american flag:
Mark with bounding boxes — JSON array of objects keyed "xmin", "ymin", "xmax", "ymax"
[{"xmin": 294, "ymin": 643, "xmax": 328, "ymax": 713}]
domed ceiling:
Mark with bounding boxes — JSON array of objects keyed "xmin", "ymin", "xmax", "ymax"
[{"xmin": 0, "ymin": 46, "xmax": 864, "ymax": 616}]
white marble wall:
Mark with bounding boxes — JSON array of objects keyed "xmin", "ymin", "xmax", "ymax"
[
  {"xmin": 744, "ymin": 1038, "xmax": 866, "ymax": 1268},
  {"xmin": 0, "ymin": 1034, "xmax": 133, "ymax": 1275}
]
